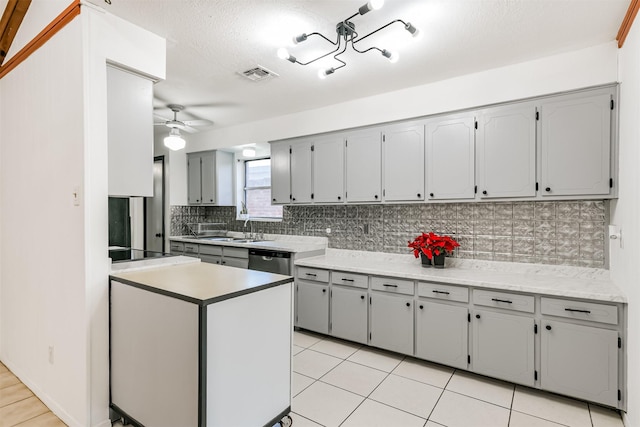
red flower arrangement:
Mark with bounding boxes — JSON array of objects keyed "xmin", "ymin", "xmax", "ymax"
[{"xmin": 408, "ymin": 232, "xmax": 460, "ymax": 259}]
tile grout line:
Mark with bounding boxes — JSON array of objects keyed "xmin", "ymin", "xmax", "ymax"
[
  {"xmin": 424, "ymin": 367, "xmax": 456, "ymax": 423},
  {"xmin": 507, "ymin": 384, "xmax": 516, "ymax": 426}
]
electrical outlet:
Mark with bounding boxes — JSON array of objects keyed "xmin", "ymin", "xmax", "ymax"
[{"xmin": 48, "ymin": 346, "xmax": 54, "ymax": 364}]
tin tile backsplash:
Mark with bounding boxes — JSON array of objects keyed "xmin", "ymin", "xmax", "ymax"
[{"xmin": 170, "ymin": 200, "xmax": 607, "ymax": 268}]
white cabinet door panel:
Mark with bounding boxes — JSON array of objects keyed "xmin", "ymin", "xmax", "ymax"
[
  {"xmin": 290, "ymin": 140, "xmax": 313, "ymax": 204},
  {"xmin": 472, "ymin": 310, "xmax": 535, "ymax": 386},
  {"xmin": 200, "ymin": 151, "xmax": 216, "ymax": 204},
  {"xmin": 370, "ymin": 293, "xmax": 414, "ymax": 354},
  {"xmin": 331, "ymin": 286, "xmax": 368, "ymax": 344},
  {"xmin": 345, "ymin": 129, "xmax": 382, "ymax": 202},
  {"xmin": 416, "ymin": 301, "xmax": 468, "ymax": 369},
  {"xmin": 270, "ymin": 142, "xmax": 291, "ymax": 204},
  {"xmin": 477, "ymin": 104, "xmax": 536, "ymax": 198},
  {"xmin": 296, "ymin": 281, "xmax": 329, "ymax": 334},
  {"xmin": 383, "ymin": 124, "xmax": 425, "ymax": 201},
  {"xmin": 541, "ymin": 320, "xmax": 618, "ymax": 407},
  {"xmin": 314, "ymin": 136, "xmax": 345, "ymax": 203},
  {"xmin": 187, "ymin": 155, "xmax": 202, "ymax": 204},
  {"xmin": 426, "ymin": 115, "xmax": 475, "ymax": 200},
  {"xmin": 540, "ymin": 90, "xmax": 612, "ymax": 196}
]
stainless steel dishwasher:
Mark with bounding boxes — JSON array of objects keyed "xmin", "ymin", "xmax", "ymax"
[{"xmin": 248, "ymin": 249, "xmax": 292, "ymax": 275}]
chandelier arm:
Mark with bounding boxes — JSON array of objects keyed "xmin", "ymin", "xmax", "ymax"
[
  {"xmin": 295, "ymin": 33, "xmax": 343, "ymax": 66},
  {"xmin": 353, "ymin": 19, "xmax": 406, "ymax": 44},
  {"xmin": 306, "ymin": 31, "xmax": 339, "ymax": 46}
]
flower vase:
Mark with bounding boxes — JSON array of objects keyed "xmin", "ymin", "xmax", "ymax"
[
  {"xmin": 420, "ymin": 252, "xmax": 432, "ymax": 268},
  {"xmin": 433, "ymin": 253, "xmax": 446, "ymax": 268}
]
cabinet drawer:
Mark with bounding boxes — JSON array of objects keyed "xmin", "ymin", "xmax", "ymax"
[
  {"xmin": 297, "ymin": 267, "xmax": 329, "ymax": 283},
  {"xmin": 200, "ymin": 254, "xmax": 222, "ymax": 264},
  {"xmin": 169, "ymin": 242, "xmax": 184, "ymax": 252},
  {"xmin": 183, "ymin": 243, "xmax": 199, "ymax": 254},
  {"xmin": 541, "ymin": 297, "xmax": 618, "ymax": 325},
  {"xmin": 331, "ymin": 271, "xmax": 368, "ymax": 289},
  {"xmin": 224, "ymin": 247, "xmax": 248, "ymax": 259},
  {"xmin": 222, "ymin": 257, "xmax": 249, "ymax": 269},
  {"xmin": 199, "ymin": 244, "xmax": 222, "ymax": 256},
  {"xmin": 473, "ymin": 290, "xmax": 534, "ymax": 313},
  {"xmin": 418, "ymin": 282, "xmax": 469, "ymax": 303},
  {"xmin": 371, "ymin": 276, "xmax": 414, "ymax": 295}
]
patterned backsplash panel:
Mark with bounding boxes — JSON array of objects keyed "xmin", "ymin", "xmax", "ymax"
[{"xmin": 170, "ymin": 200, "xmax": 607, "ymax": 268}]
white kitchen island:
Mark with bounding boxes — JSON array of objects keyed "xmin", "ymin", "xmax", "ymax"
[{"xmin": 109, "ymin": 262, "xmax": 293, "ymax": 427}]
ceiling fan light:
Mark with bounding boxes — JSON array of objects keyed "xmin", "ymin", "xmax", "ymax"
[
  {"xmin": 359, "ymin": 0, "xmax": 384, "ymax": 14},
  {"xmin": 242, "ymin": 148, "xmax": 256, "ymax": 157},
  {"xmin": 164, "ymin": 128, "xmax": 186, "ymax": 151}
]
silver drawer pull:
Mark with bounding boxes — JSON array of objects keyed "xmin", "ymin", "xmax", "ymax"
[
  {"xmin": 262, "ymin": 256, "xmax": 273, "ymax": 261},
  {"xmin": 491, "ymin": 298, "xmax": 513, "ymax": 304},
  {"xmin": 565, "ymin": 308, "xmax": 591, "ymax": 314},
  {"xmin": 432, "ymin": 290, "xmax": 450, "ymax": 295},
  {"xmin": 341, "ymin": 278, "xmax": 355, "ymax": 282},
  {"xmin": 383, "ymin": 284, "xmax": 398, "ymax": 288},
  {"xmin": 305, "ymin": 273, "xmax": 317, "ymax": 277}
]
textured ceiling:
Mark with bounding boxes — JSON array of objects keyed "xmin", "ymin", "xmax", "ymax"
[{"xmin": 86, "ymin": 0, "xmax": 628, "ymax": 132}]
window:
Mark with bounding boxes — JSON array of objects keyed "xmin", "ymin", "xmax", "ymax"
[{"xmin": 244, "ymin": 158, "xmax": 283, "ymax": 218}]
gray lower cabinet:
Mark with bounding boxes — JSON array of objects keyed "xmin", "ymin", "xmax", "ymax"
[
  {"xmin": 296, "ymin": 281, "xmax": 329, "ymax": 334},
  {"xmin": 472, "ymin": 309, "xmax": 535, "ymax": 386},
  {"xmin": 541, "ymin": 320, "xmax": 618, "ymax": 406},
  {"xmin": 169, "ymin": 241, "xmax": 184, "ymax": 255},
  {"xmin": 416, "ymin": 301, "xmax": 468, "ymax": 369},
  {"xmin": 330, "ymin": 286, "xmax": 368, "ymax": 344},
  {"xmin": 369, "ymin": 293, "xmax": 414, "ymax": 354}
]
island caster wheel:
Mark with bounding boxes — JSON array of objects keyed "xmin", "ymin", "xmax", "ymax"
[{"xmin": 277, "ymin": 414, "xmax": 292, "ymax": 427}]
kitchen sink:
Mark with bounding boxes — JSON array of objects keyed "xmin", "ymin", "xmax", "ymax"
[{"xmin": 198, "ymin": 237, "xmax": 270, "ymax": 243}]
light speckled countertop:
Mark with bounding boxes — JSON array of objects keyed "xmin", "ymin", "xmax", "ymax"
[
  {"xmin": 169, "ymin": 233, "xmax": 327, "ymax": 254},
  {"xmin": 110, "ymin": 262, "xmax": 293, "ymax": 304},
  {"xmin": 295, "ymin": 249, "xmax": 626, "ymax": 303}
]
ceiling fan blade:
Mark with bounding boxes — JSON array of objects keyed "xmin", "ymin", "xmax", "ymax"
[
  {"xmin": 183, "ymin": 119, "xmax": 213, "ymax": 127},
  {"xmin": 181, "ymin": 124, "xmax": 200, "ymax": 134}
]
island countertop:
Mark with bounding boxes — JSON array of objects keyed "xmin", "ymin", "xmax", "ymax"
[{"xmin": 110, "ymin": 262, "xmax": 292, "ymax": 305}]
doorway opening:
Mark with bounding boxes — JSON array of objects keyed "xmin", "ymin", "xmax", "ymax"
[{"xmin": 144, "ymin": 156, "xmax": 165, "ymax": 253}]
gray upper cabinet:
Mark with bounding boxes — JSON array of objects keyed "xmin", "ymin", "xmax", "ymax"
[
  {"xmin": 270, "ymin": 141, "xmax": 291, "ymax": 204},
  {"xmin": 383, "ymin": 123, "xmax": 425, "ymax": 202},
  {"xmin": 290, "ymin": 140, "xmax": 313, "ymax": 204},
  {"xmin": 345, "ymin": 129, "xmax": 383, "ymax": 202},
  {"xmin": 313, "ymin": 135, "xmax": 345, "ymax": 203},
  {"xmin": 426, "ymin": 114, "xmax": 476, "ymax": 200},
  {"xmin": 476, "ymin": 103, "xmax": 537, "ymax": 199},
  {"xmin": 187, "ymin": 150, "xmax": 233, "ymax": 205},
  {"xmin": 107, "ymin": 66, "xmax": 154, "ymax": 197},
  {"xmin": 369, "ymin": 292, "xmax": 414, "ymax": 354},
  {"xmin": 416, "ymin": 301, "xmax": 468, "ymax": 369},
  {"xmin": 330, "ymin": 286, "xmax": 368, "ymax": 344},
  {"xmin": 539, "ymin": 88, "xmax": 613, "ymax": 197},
  {"xmin": 472, "ymin": 309, "xmax": 535, "ymax": 386}
]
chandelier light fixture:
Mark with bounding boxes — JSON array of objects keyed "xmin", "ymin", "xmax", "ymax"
[{"xmin": 277, "ymin": 0, "xmax": 419, "ymax": 79}]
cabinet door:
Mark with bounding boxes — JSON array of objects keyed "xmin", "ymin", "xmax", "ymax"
[
  {"xmin": 187, "ymin": 154, "xmax": 202, "ymax": 204},
  {"xmin": 314, "ymin": 136, "xmax": 345, "ymax": 203},
  {"xmin": 369, "ymin": 293, "xmax": 413, "ymax": 355},
  {"xmin": 296, "ymin": 282, "xmax": 329, "ymax": 334},
  {"xmin": 383, "ymin": 124, "xmax": 425, "ymax": 201},
  {"xmin": 426, "ymin": 115, "xmax": 475, "ymax": 200},
  {"xmin": 200, "ymin": 151, "xmax": 216, "ymax": 204},
  {"xmin": 477, "ymin": 104, "xmax": 536, "ymax": 198},
  {"xmin": 416, "ymin": 301, "xmax": 468, "ymax": 369},
  {"xmin": 290, "ymin": 140, "xmax": 313, "ymax": 204},
  {"xmin": 345, "ymin": 129, "xmax": 382, "ymax": 202},
  {"xmin": 270, "ymin": 142, "xmax": 291, "ymax": 204},
  {"xmin": 472, "ymin": 310, "xmax": 535, "ymax": 386},
  {"xmin": 541, "ymin": 320, "xmax": 618, "ymax": 406},
  {"xmin": 540, "ymin": 90, "xmax": 612, "ymax": 196},
  {"xmin": 331, "ymin": 286, "xmax": 367, "ymax": 344}
]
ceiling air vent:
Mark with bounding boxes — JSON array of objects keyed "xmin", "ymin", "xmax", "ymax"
[{"xmin": 239, "ymin": 65, "xmax": 279, "ymax": 82}]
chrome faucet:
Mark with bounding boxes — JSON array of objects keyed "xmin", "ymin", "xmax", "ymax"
[{"xmin": 243, "ymin": 217, "xmax": 254, "ymax": 239}]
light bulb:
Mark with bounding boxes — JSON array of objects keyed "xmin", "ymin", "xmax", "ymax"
[
  {"xmin": 405, "ymin": 22, "xmax": 421, "ymax": 38},
  {"xmin": 292, "ymin": 33, "xmax": 308, "ymax": 45},
  {"xmin": 381, "ymin": 49, "xmax": 399, "ymax": 63},
  {"xmin": 369, "ymin": 0, "xmax": 384, "ymax": 10},
  {"xmin": 318, "ymin": 68, "xmax": 335, "ymax": 79},
  {"xmin": 164, "ymin": 128, "xmax": 185, "ymax": 151},
  {"xmin": 277, "ymin": 47, "xmax": 289, "ymax": 60}
]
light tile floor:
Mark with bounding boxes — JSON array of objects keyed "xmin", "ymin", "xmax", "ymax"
[{"xmin": 291, "ymin": 331, "xmax": 625, "ymax": 427}]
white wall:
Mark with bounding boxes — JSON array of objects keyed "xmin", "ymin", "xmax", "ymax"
[
  {"xmin": 611, "ymin": 22, "xmax": 640, "ymax": 426},
  {"xmin": 0, "ymin": 18, "xmax": 88, "ymax": 426},
  {"xmin": 0, "ymin": 3, "xmax": 165, "ymax": 427}
]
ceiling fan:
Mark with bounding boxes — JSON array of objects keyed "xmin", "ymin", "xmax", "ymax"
[{"xmin": 154, "ymin": 104, "xmax": 213, "ymax": 134}]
